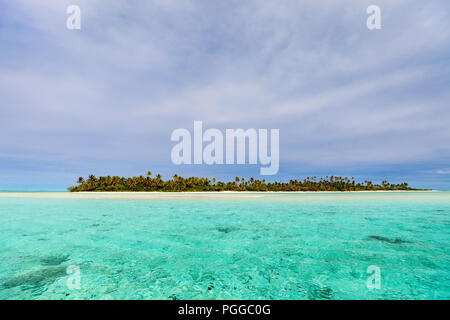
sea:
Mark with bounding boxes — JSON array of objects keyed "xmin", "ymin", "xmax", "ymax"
[{"xmin": 0, "ymin": 191, "xmax": 448, "ymax": 300}]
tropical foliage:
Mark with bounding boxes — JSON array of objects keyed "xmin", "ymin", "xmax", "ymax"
[{"xmin": 68, "ymin": 172, "xmax": 418, "ymax": 192}]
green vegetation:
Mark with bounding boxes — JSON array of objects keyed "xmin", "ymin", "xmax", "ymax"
[{"xmin": 68, "ymin": 172, "xmax": 419, "ymax": 192}]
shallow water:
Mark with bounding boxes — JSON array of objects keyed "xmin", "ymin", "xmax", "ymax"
[{"xmin": 0, "ymin": 192, "xmax": 448, "ymax": 299}]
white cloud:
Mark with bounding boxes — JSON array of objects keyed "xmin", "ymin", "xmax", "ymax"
[{"xmin": 0, "ymin": 0, "xmax": 449, "ymax": 186}]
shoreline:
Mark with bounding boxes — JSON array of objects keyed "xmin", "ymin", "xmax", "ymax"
[{"xmin": 0, "ymin": 190, "xmax": 442, "ymax": 200}]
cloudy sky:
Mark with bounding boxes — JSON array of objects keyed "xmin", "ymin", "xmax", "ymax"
[{"xmin": 1, "ymin": 0, "xmax": 449, "ymax": 190}]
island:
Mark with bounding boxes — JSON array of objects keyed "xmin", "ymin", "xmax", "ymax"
[{"xmin": 68, "ymin": 172, "xmax": 421, "ymax": 192}]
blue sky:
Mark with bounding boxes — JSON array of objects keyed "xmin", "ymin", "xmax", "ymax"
[{"xmin": 1, "ymin": 0, "xmax": 450, "ymax": 190}]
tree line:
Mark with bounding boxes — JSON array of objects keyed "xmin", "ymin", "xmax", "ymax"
[{"xmin": 68, "ymin": 172, "xmax": 418, "ymax": 192}]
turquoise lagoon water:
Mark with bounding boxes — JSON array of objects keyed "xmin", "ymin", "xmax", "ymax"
[{"xmin": 0, "ymin": 192, "xmax": 448, "ymax": 300}]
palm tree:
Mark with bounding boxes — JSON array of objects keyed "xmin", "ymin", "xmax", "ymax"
[{"xmin": 68, "ymin": 171, "xmax": 416, "ymax": 192}]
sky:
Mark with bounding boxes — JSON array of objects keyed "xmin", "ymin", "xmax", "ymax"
[{"xmin": 0, "ymin": 0, "xmax": 449, "ymax": 190}]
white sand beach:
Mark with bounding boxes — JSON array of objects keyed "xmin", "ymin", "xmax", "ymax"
[{"xmin": 0, "ymin": 190, "xmax": 440, "ymax": 201}]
